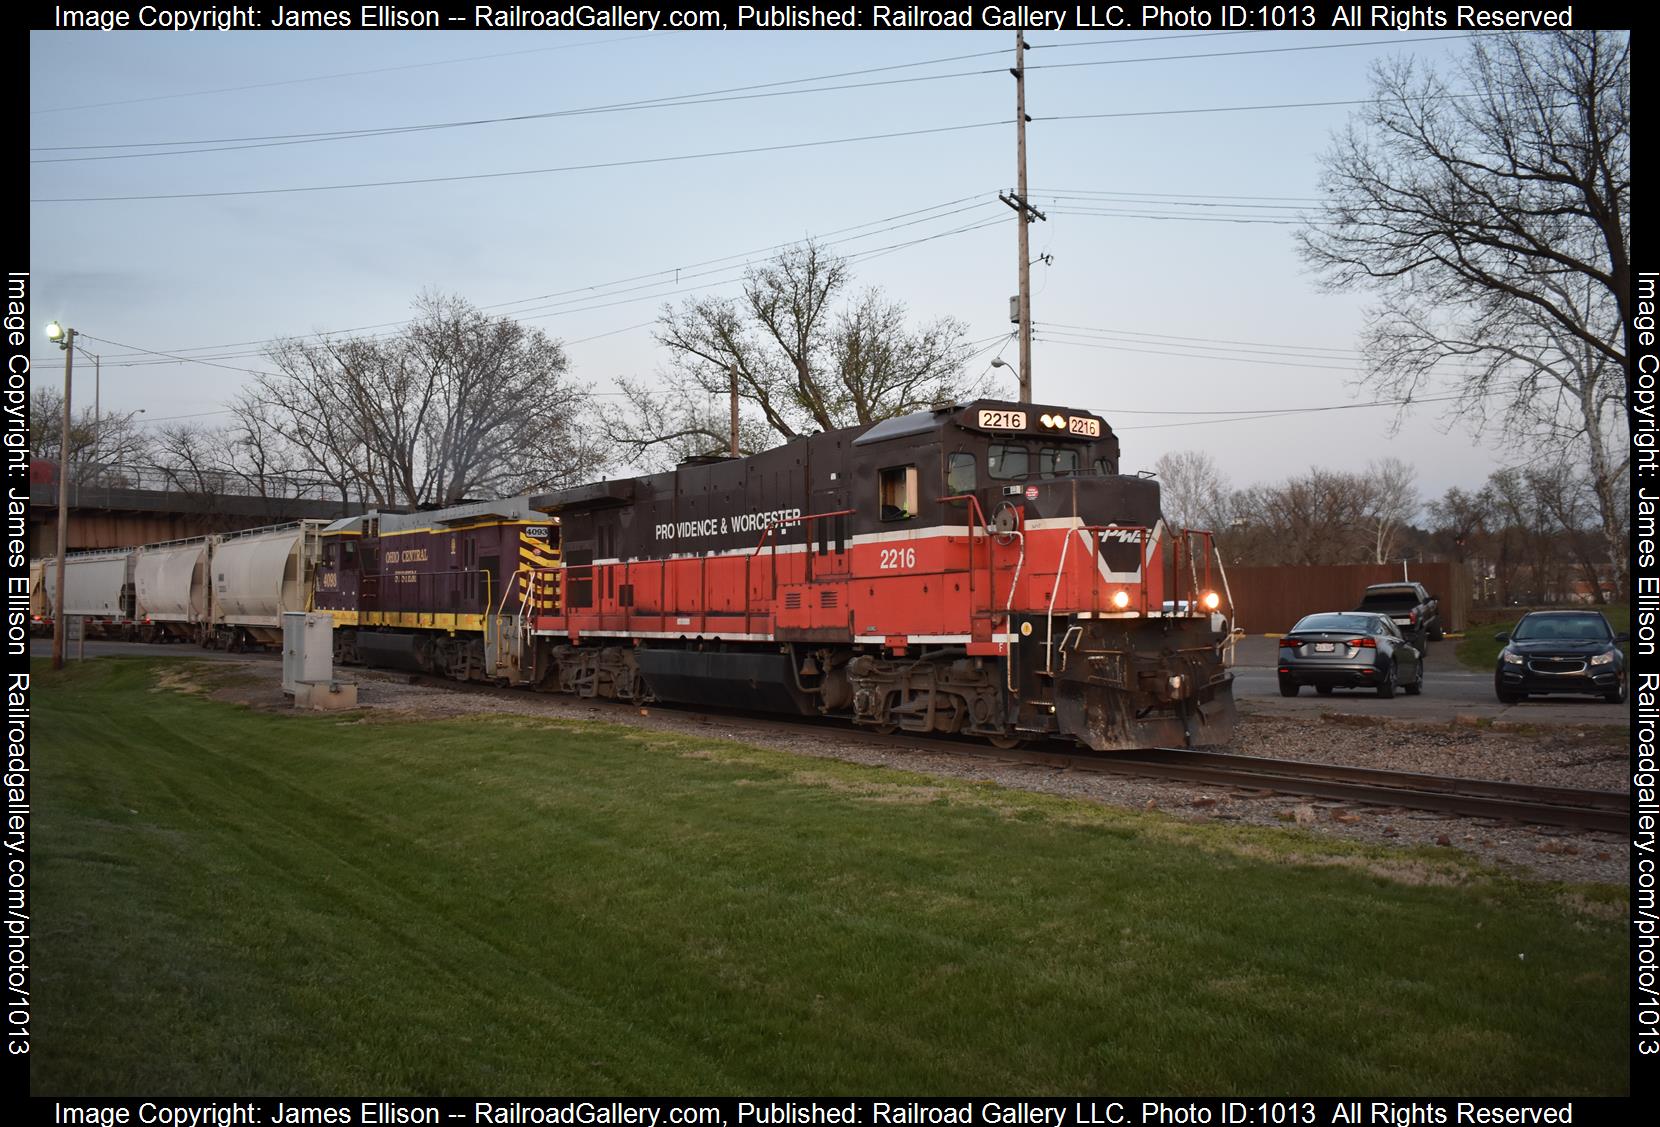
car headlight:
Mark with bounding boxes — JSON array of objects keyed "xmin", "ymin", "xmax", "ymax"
[
  {"xmin": 1501, "ymin": 651, "xmax": 1523, "ymax": 665},
  {"xmin": 1590, "ymin": 651, "xmax": 1615, "ymax": 666}
]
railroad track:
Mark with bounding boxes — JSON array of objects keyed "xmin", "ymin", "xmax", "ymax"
[
  {"xmin": 241, "ymin": 657, "xmax": 1640, "ymax": 835},
  {"xmin": 945, "ymin": 743, "xmax": 1630, "ymax": 835}
]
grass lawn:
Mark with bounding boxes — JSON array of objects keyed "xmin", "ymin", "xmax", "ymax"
[
  {"xmin": 31, "ymin": 659, "xmax": 1629, "ymax": 1096},
  {"xmin": 1457, "ymin": 605, "xmax": 1630, "ymax": 671}
]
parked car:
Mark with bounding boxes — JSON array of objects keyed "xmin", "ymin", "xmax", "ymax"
[
  {"xmin": 1353, "ymin": 582, "xmax": 1441, "ymax": 648},
  {"xmin": 1494, "ymin": 610, "xmax": 1628, "ymax": 704},
  {"xmin": 1277, "ymin": 611, "xmax": 1424, "ymax": 699}
]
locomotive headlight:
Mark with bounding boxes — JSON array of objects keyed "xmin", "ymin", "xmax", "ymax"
[
  {"xmin": 1111, "ymin": 590, "xmax": 1130, "ymax": 609},
  {"xmin": 1200, "ymin": 591, "xmax": 1221, "ymax": 611}
]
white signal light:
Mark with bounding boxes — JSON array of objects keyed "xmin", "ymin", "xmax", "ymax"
[
  {"xmin": 1111, "ymin": 590, "xmax": 1131, "ymax": 609},
  {"xmin": 1201, "ymin": 591, "xmax": 1221, "ymax": 611}
]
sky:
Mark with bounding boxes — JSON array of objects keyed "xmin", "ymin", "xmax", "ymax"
[{"xmin": 26, "ymin": 20, "xmax": 1579, "ymax": 505}]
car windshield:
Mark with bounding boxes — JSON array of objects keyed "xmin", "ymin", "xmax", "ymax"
[
  {"xmin": 1292, "ymin": 613, "xmax": 1377, "ymax": 634},
  {"xmin": 1513, "ymin": 614, "xmax": 1613, "ymax": 641}
]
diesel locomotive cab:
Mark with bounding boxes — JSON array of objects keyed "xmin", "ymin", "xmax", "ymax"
[{"xmin": 929, "ymin": 401, "xmax": 1236, "ymax": 749}]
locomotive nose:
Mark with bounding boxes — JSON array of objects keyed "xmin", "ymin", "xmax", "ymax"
[{"xmin": 1011, "ymin": 472, "xmax": 1162, "ymax": 529}]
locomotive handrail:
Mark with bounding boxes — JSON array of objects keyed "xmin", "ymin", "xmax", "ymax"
[
  {"xmin": 937, "ymin": 493, "xmax": 994, "ymax": 624},
  {"xmin": 746, "ymin": 508, "xmax": 857, "ymax": 555}
]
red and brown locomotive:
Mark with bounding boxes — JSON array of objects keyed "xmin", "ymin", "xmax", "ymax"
[{"xmin": 523, "ymin": 399, "xmax": 1235, "ymax": 750}]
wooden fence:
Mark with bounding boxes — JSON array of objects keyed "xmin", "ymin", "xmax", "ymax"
[{"xmin": 1220, "ymin": 561, "xmax": 1473, "ymax": 634}]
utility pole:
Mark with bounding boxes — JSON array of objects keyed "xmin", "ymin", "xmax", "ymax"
[
  {"xmin": 999, "ymin": 32, "xmax": 1046, "ymax": 404},
  {"xmin": 90, "ymin": 351, "xmax": 100, "ymax": 466},
  {"xmin": 50, "ymin": 327, "xmax": 74, "ymax": 672}
]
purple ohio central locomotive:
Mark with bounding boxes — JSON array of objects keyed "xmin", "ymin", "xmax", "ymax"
[{"xmin": 311, "ymin": 399, "xmax": 1238, "ymax": 751}]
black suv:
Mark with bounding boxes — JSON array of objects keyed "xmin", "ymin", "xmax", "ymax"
[{"xmin": 1494, "ymin": 610, "xmax": 1628, "ymax": 704}]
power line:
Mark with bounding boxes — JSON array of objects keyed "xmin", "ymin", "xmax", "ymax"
[
  {"xmin": 1031, "ymin": 33, "xmax": 1469, "ymax": 74},
  {"xmin": 1039, "ymin": 335, "xmax": 1366, "ymax": 373},
  {"xmin": 33, "ymin": 32, "xmax": 1261, "ymax": 156},
  {"xmin": 1111, "ymin": 394, "xmax": 1462, "ymax": 430},
  {"xmin": 1034, "ymin": 321, "xmax": 1363, "ymax": 357},
  {"xmin": 30, "ymin": 32, "xmax": 674, "ymax": 115},
  {"xmin": 1046, "ymin": 207, "xmax": 1307, "ymax": 226},
  {"xmin": 36, "ymin": 193, "xmax": 1004, "ymax": 366},
  {"xmin": 32, "ymin": 120, "xmax": 1007, "ymax": 203},
  {"xmin": 32, "ymin": 66, "xmax": 1015, "ymax": 164}
]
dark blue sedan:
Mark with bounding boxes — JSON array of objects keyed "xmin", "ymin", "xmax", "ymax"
[
  {"xmin": 1277, "ymin": 612, "xmax": 1424, "ymax": 699},
  {"xmin": 1494, "ymin": 610, "xmax": 1628, "ymax": 704}
]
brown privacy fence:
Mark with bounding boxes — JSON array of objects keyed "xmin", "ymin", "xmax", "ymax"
[{"xmin": 1222, "ymin": 561, "xmax": 1473, "ymax": 634}]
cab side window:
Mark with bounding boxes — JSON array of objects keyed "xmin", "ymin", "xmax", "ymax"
[
  {"xmin": 946, "ymin": 452, "xmax": 977, "ymax": 493},
  {"xmin": 879, "ymin": 465, "xmax": 918, "ymax": 521},
  {"xmin": 988, "ymin": 443, "xmax": 1029, "ymax": 480}
]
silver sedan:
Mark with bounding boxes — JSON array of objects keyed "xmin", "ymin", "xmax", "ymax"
[{"xmin": 1277, "ymin": 612, "xmax": 1424, "ymax": 699}]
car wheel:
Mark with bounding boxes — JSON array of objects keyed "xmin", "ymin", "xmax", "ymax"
[
  {"xmin": 1278, "ymin": 677, "xmax": 1300, "ymax": 698},
  {"xmin": 1315, "ymin": 685, "xmax": 1334, "ymax": 696},
  {"xmin": 1430, "ymin": 626, "xmax": 1445, "ymax": 641},
  {"xmin": 1405, "ymin": 668, "xmax": 1422, "ymax": 696},
  {"xmin": 1605, "ymin": 678, "xmax": 1627, "ymax": 704},
  {"xmin": 1496, "ymin": 688, "xmax": 1525, "ymax": 704},
  {"xmin": 1376, "ymin": 664, "xmax": 1396, "ymax": 699}
]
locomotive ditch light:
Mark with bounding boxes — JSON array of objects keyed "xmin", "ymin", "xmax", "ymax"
[
  {"xmin": 1111, "ymin": 590, "xmax": 1131, "ymax": 609},
  {"xmin": 1201, "ymin": 591, "xmax": 1221, "ymax": 611}
]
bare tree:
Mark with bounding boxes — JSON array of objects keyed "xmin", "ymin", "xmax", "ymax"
[
  {"xmin": 1363, "ymin": 457, "xmax": 1418, "ymax": 564},
  {"xmin": 29, "ymin": 387, "xmax": 149, "ymax": 484},
  {"xmin": 1152, "ymin": 450, "xmax": 1230, "ymax": 533},
  {"xmin": 611, "ymin": 241, "xmax": 990, "ymax": 467},
  {"xmin": 248, "ymin": 292, "xmax": 605, "ymax": 507},
  {"xmin": 1231, "ymin": 469, "xmax": 1376, "ymax": 566},
  {"xmin": 1426, "ymin": 486, "xmax": 1491, "ymax": 564},
  {"xmin": 1301, "ymin": 31, "xmax": 1630, "ymax": 595}
]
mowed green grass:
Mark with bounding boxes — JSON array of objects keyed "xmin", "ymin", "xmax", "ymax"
[
  {"xmin": 1457, "ymin": 605, "xmax": 1630, "ymax": 670},
  {"xmin": 32, "ymin": 659, "xmax": 1628, "ymax": 1096}
]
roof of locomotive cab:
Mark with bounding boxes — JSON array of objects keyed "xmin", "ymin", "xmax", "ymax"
[
  {"xmin": 378, "ymin": 494, "xmax": 542, "ymax": 532},
  {"xmin": 852, "ymin": 399, "xmax": 1109, "ymax": 446}
]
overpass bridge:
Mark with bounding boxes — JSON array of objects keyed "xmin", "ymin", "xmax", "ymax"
[{"xmin": 27, "ymin": 464, "xmax": 370, "ymax": 556}]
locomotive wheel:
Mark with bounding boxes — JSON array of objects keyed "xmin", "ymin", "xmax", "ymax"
[{"xmin": 986, "ymin": 733, "xmax": 1029, "ymax": 750}]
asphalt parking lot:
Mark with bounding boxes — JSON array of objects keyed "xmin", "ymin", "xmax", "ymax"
[{"xmin": 1228, "ymin": 635, "xmax": 1628, "ymax": 726}]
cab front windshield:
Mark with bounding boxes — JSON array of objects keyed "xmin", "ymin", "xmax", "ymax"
[{"xmin": 987, "ymin": 441, "xmax": 1094, "ymax": 480}]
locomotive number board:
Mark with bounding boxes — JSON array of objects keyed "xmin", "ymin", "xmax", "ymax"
[
  {"xmin": 976, "ymin": 408, "xmax": 1102, "ymax": 437},
  {"xmin": 978, "ymin": 409, "xmax": 1028, "ymax": 430}
]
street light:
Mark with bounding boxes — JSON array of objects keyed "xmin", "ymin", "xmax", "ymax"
[{"xmin": 45, "ymin": 321, "xmax": 74, "ymax": 671}]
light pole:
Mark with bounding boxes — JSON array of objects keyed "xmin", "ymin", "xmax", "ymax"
[{"xmin": 45, "ymin": 321, "xmax": 74, "ymax": 671}]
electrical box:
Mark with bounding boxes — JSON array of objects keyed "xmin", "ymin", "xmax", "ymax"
[
  {"xmin": 1009, "ymin": 295, "xmax": 1021, "ymax": 324},
  {"xmin": 282, "ymin": 611, "xmax": 334, "ymax": 694}
]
